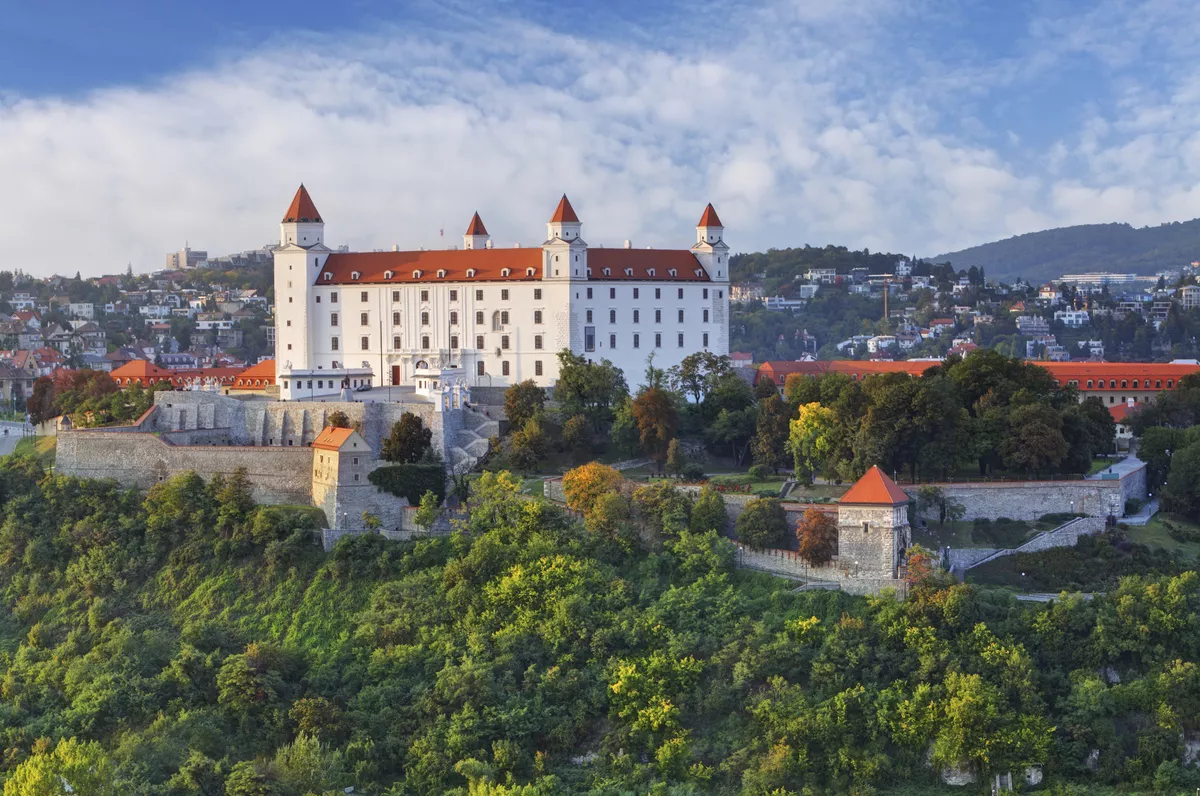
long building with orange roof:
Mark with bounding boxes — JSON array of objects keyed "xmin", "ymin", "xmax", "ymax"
[
  {"xmin": 109, "ymin": 360, "xmax": 242, "ymax": 389},
  {"xmin": 756, "ymin": 358, "xmax": 1200, "ymax": 408},
  {"xmin": 273, "ymin": 186, "xmax": 731, "ymax": 399}
]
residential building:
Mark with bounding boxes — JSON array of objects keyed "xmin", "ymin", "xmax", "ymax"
[
  {"xmin": 1054, "ymin": 309, "xmax": 1091, "ymax": 327},
  {"xmin": 1016, "ymin": 315, "xmax": 1050, "ymax": 335}
]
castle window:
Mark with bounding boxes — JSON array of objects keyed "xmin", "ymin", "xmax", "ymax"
[
  {"xmin": 672, "ymin": 272, "xmax": 679, "ymax": 281},
  {"xmin": 354, "ymin": 474, "xmax": 359, "ymax": 482},
  {"xmin": 384, "ymin": 270, "xmax": 394, "ymax": 279},
  {"xmin": 584, "ymin": 326, "xmax": 595, "ymax": 352},
  {"xmin": 422, "ymin": 335, "xmax": 430, "ymax": 349},
  {"xmin": 392, "ymin": 290, "xmax": 400, "ymax": 302},
  {"xmin": 526, "ymin": 268, "xmax": 536, "ymax": 277},
  {"xmin": 655, "ymin": 288, "xmax": 662, "ymax": 299},
  {"xmin": 393, "ymin": 335, "xmax": 401, "ymax": 349},
  {"xmin": 586, "ymin": 310, "xmax": 593, "ymax": 323},
  {"xmin": 678, "ymin": 309, "xmax": 684, "ymax": 322},
  {"xmin": 501, "ymin": 310, "xmax": 510, "ymax": 325},
  {"xmin": 587, "ymin": 287, "xmax": 593, "ymax": 299},
  {"xmin": 393, "ymin": 312, "xmax": 401, "ymax": 325},
  {"xmin": 535, "ymin": 360, "xmax": 543, "ymax": 376},
  {"xmin": 359, "ymin": 291, "xmax": 368, "ymax": 302},
  {"xmin": 501, "ymin": 335, "xmax": 510, "ymax": 350},
  {"xmin": 1133, "ymin": 380, "xmax": 1139, "ymax": 388},
  {"xmin": 703, "ymin": 288, "xmax": 709, "ymax": 299},
  {"xmin": 450, "ymin": 311, "xmax": 458, "ymax": 325},
  {"xmin": 862, "ymin": 522, "xmax": 869, "ymax": 534},
  {"xmin": 648, "ymin": 269, "xmax": 656, "ymax": 278},
  {"xmin": 420, "ymin": 289, "xmax": 429, "ymax": 302},
  {"xmin": 609, "ymin": 309, "xmax": 616, "ymax": 323},
  {"xmin": 610, "ymin": 333, "xmax": 616, "ymax": 349},
  {"xmin": 1156, "ymin": 379, "xmax": 1162, "ymax": 388},
  {"xmin": 475, "ymin": 289, "xmax": 484, "ymax": 301},
  {"xmin": 331, "ymin": 337, "xmax": 339, "ymax": 350},
  {"xmin": 437, "ymin": 269, "xmax": 446, "ymax": 278},
  {"xmin": 361, "ymin": 336, "xmax": 369, "ymax": 350},
  {"xmin": 703, "ymin": 332, "xmax": 709, "ymax": 347},
  {"xmin": 286, "ymin": 320, "xmax": 291, "ymax": 327},
  {"xmin": 477, "ymin": 361, "xmax": 485, "ymax": 376},
  {"xmin": 420, "ymin": 312, "xmax": 429, "ymax": 326},
  {"xmin": 633, "ymin": 333, "xmax": 640, "ymax": 349},
  {"xmin": 450, "ymin": 335, "xmax": 458, "ymax": 349},
  {"xmin": 476, "ymin": 311, "xmax": 484, "ymax": 325},
  {"xmin": 476, "ymin": 335, "xmax": 484, "ymax": 348},
  {"xmin": 534, "ymin": 310, "xmax": 543, "ymax": 324},
  {"xmin": 331, "ymin": 292, "xmax": 337, "ymax": 303},
  {"xmin": 633, "ymin": 309, "xmax": 640, "ymax": 323},
  {"xmin": 1087, "ymin": 379, "xmax": 1093, "ymax": 388},
  {"xmin": 677, "ymin": 333, "xmax": 684, "ymax": 347},
  {"xmin": 330, "ymin": 312, "xmax": 338, "ymax": 327},
  {"xmin": 316, "ymin": 296, "xmax": 321, "ymax": 303},
  {"xmin": 655, "ymin": 333, "xmax": 662, "ymax": 348},
  {"xmin": 534, "ymin": 289, "xmax": 542, "ymax": 300},
  {"xmin": 413, "ymin": 270, "xmax": 422, "ymax": 279},
  {"xmin": 450, "ymin": 289, "xmax": 458, "ymax": 301},
  {"xmin": 360, "ymin": 312, "xmax": 369, "ymax": 326},
  {"xmin": 703, "ymin": 309, "xmax": 709, "ymax": 322},
  {"xmin": 534, "ymin": 335, "xmax": 543, "ymax": 349},
  {"xmin": 1121, "ymin": 380, "xmax": 1127, "ymax": 388},
  {"xmin": 1169, "ymin": 380, "xmax": 1175, "ymax": 387},
  {"xmin": 323, "ymin": 273, "xmax": 332, "ymax": 281},
  {"xmin": 501, "ymin": 289, "xmax": 509, "ymax": 300},
  {"xmin": 655, "ymin": 309, "xmax": 662, "ymax": 323},
  {"xmin": 633, "ymin": 288, "xmax": 639, "ymax": 299},
  {"xmin": 502, "ymin": 361, "xmax": 510, "ymax": 376},
  {"xmin": 603, "ymin": 268, "xmax": 611, "ymax": 277}
]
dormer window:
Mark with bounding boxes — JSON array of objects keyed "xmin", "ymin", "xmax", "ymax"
[
  {"xmin": 586, "ymin": 268, "xmax": 593, "ymax": 276},
  {"xmin": 694, "ymin": 269, "xmax": 703, "ymax": 277},
  {"xmin": 437, "ymin": 269, "xmax": 446, "ymax": 278},
  {"xmin": 466, "ymin": 268, "xmax": 476, "ymax": 278},
  {"xmin": 412, "ymin": 270, "xmax": 422, "ymax": 279},
  {"xmin": 647, "ymin": 268, "xmax": 656, "ymax": 277},
  {"xmin": 525, "ymin": 267, "xmax": 536, "ymax": 277},
  {"xmin": 625, "ymin": 268, "xmax": 633, "ymax": 276},
  {"xmin": 603, "ymin": 268, "xmax": 611, "ymax": 276},
  {"xmin": 323, "ymin": 272, "xmax": 333, "ymax": 281},
  {"xmin": 351, "ymin": 271, "xmax": 361, "ymax": 280},
  {"xmin": 668, "ymin": 269, "xmax": 677, "ymax": 277},
  {"xmin": 384, "ymin": 270, "xmax": 394, "ymax": 279},
  {"xmin": 501, "ymin": 268, "xmax": 511, "ymax": 277}
]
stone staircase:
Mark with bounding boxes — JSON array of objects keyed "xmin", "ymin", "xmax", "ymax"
[{"xmin": 447, "ymin": 407, "xmax": 500, "ymax": 471}]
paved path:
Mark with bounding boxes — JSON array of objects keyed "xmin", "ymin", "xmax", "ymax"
[
  {"xmin": 1084, "ymin": 455, "xmax": 1144, "ymax": 480},
  {"xmin": 0, "ymin": 423, "xmax": 30, "ymax": 457},
  {"xmin": 1015, "ymin": 592, "xmax": 1098, "ymax": 603}
]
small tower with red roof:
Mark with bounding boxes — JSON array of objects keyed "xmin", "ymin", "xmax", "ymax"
[
  {"xmin": 274, "ymin": 184, "xmax": 333, "ymax": 381},
  {"xmin": 280, "ymin": 184, "xmax": 325, "ymax": 248},
  {"xmin": 463, "ymin": 212, "xmax": 490, "ymax": 250},
  {"xmin": 542, "ymin": 194, "xmax": 587, "ymax": 282},
  {"xmin": 691, "ymin": 203, "xmax": 729, "ymax": 283},
  {"xmin": 837, "ymin": 465, "xmax": 912, "ymax": 580}
]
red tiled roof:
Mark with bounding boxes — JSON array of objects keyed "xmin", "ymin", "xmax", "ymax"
[
  {"xmin": 313, "ymin": 426, "xmax": 355, "ymax": 451},
  {"xmin": 698, "ymin": 203, "xmax": 722, "ymax": 227},
  {"xmin": 282, "ymin": 184, "xmax": 322, "ymax": 224},
  {"xmin": 231, "ymin": 359, "xmax": 276, "ymax": 390},
  {"xmin": 319, "ymin": 248, "xmax": 542, "ymax": 285},
  {"xmin": 110, "ymin": 360, "xmax": 241, "ymax": 387},
  {"xmin": 465, "ymin": 212, "xmax": 488, "ymax": 236},
  {"xmin": 840, "ymin": 465, "xmax": 910, "ymax": 505},
  {"xmin": 755, "ymin": 359, "xmax": 1200, "ymax": 391},
  {"xmin": 587, "ymin": 249, "xmax": 710, "ymax": 281},
  {"xmin": 1109, "ymin": 403, "xmax": 1131, "ymax": 422},
  {"xmin": 550, "ymin": 194, "xmax": 579, "ymax": 223}
]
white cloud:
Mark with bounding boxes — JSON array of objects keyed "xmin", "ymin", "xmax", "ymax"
[{"xmin": 2, "ymin": 0, "xmax": 1200, "ymax": 274}]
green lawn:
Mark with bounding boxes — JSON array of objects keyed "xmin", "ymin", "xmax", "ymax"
[
  {"xmin": 912, "ymin": 518, "xmax": 1042, "ymax": 550},
  {"xmin": 11, "ymin": 435, "xmax": 56, "ymax": 467},
  {"xmin": 1126, "ymin": 514, "xmax": 1200, "ymax": 560},
  {"xmin": 522, "ymin": 478, "xmax": 545, "ymax": 497}
]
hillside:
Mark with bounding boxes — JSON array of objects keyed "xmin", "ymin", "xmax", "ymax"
[
  {"xmin": 0, "ymin": 455, "xmax": 1199, "ymax": 792},
  {"xmin": 934, "ymin": 219, "xmax": 1200, "ymax": 284}
]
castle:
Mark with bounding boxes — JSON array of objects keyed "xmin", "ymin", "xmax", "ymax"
[{"xmin": 273, "ymin": 187, "xmax": 731, "ymax": 398}]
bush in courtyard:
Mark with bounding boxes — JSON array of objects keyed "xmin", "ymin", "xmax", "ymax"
[{"xmin": 368, "ymin": 463, "xmax": 445, "ymax": 506}]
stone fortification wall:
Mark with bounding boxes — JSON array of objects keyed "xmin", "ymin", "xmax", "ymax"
[
  {"xmin": 160, "ymin": 428, "xmax": 235, "ymax": 446},
  {"xmin": 905, "ymin": 472, "xmax": 1145, "ymax": 521},
  {"xmin": 56, "ymin": 430, "xmax": 313, "ymax": 505},
  {"xmin": 963, "ymin": 516, "xmax": 1106, "ymax": 571},
  {"xmin": 734, "ymin": 544, "xmax": 905, "ymax": 597},
  {"xmin": 315, "ymin": 477, "xmax": 410, "ymax": 534}
]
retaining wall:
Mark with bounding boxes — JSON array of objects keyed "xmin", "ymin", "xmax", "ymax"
[{"xmin": 903, "ymin": 467, "xmax": 1146, "ymax": 521}]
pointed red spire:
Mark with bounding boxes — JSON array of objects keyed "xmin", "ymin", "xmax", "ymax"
[
  {"xmin": 549, "ymin": 194, "xmax": 579, "ymax": 223},
  {"xmin": 839, "ymin": 465, "xmax": 910, "ymax": 505},
  {"xmin": 282, "ymin": 184, "xmax": 322, "ymax": 223},
  {"xmin": 698, "ymin": 203, "xmax": 722, "ymax": 227},
  {"xmin": 465, "ymin": 212, "xmax": 488, "ymax": 236}
]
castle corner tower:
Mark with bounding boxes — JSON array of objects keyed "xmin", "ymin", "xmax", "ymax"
[{"xmin": 836, "ymin": 465, "xmax": 912, "ymax": 580}]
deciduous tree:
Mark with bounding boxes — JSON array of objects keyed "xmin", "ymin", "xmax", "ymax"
[
  {"xmin": 504, "ymin": 379, "xmax": 545, "ymax": 434},
  {"xmin": 381, "ymin": 412, "xmax": 432, "ymax": 463},
  {"xmin": 736, "ymin": 496, "xmax": 789, "ymax": 549},
  {"xmin": 631, "ymin": 388, "xmax": 677, "ymax": 470},
  {"xmin": 561, "ymin": 462, "xmax": 623, "ymax": 517},
  {"xmin": 796, "ymin": 507, "xmax": 837, "ymax": 566}
]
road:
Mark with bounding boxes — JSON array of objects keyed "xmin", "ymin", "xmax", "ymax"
[{"xmin": 0, "ymin": 423, "xmax": 32, "ymax": 457}]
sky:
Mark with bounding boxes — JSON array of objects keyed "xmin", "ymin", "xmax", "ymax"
[{"xmin": 4, "ymin": 0, "xmax": 1200, "ymax": 276}]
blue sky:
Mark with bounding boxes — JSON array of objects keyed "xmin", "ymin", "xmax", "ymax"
[{"xmin": 2, "ymin": 0, "xmax": 1199, "ymax": 275}]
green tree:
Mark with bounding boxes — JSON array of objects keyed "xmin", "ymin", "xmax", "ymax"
[
  {"xmin": 787, "ymin": 402, "xmax": 838, "ymax": 482},
  {"xmin": 509, "ymin": 416, "xmax": 549, "ymax": 471},
  {"xmin": 1003, "ymin": 403, "xmax": 1068, "ymax": 476},
  {"xmin": 1164, "ymin": 442, "xmax": 1200, "ymax": 519},
  {"xmin": 665, "ymin": 438, "xmax": 686, "ymax": 477},
  {"xmin": 3, "ymin": 738, "xmax": 119, "ymax": 796},
  {"xmin": 326, "ymin": 410, "xmax": 352, "ymax": 429},
  {"xmin": 689, "ymin": 485, "xmax": 727, "ymax": 534},
  {"xmin": 381, "ymin": 412, "xmax": 432, "ymax": 463},
  {"xmin": 560, "ymin": 414, "xmax": 591, "ymax": 459},
  {"xmin": 504, "ymin": 379, "xmax": 545, "ymax": 435},
  {"xmin": 414, "ymin": 489, "xmax": 442, "ymax": 529},
  {"xmin": 751, "ymin": 393, "xmax": 790, "ymax": 472},
  {"xmin": 610, "ymin": 396, "xmax": 641, "ymax": 457},
  {"xmin": 631, "ymin": 388, "xmax": 678, "ymax": 470},
  {"xmin": 555, "ymin": 350, "xmax": 628, "ymax": 430},
  {"xmin": 736, "ymin": 496, "xmax": 789, "ymax": 549}
]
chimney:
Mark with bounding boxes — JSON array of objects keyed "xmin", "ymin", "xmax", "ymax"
[
  {"xmin": 624, "ymin": 239, "xmax": 632, "ymax": 249},
  {"xmin": 485, "ymin": 239, "xmax": 493, "ymax": 249}
]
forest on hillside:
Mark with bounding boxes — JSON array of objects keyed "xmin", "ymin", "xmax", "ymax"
[
  {"xmin": 0, "ymin": 454, "xmax": 1198, "ymax": 794},
  {"xmin": 934, "ymin": 219, "xmax": 1200, "ymax": 284}
]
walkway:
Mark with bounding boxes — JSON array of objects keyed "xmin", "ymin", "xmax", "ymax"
[
  {"xmin": 1084, "ymin": 455, "xmax": 1144, "ymax": 481},
  {"xmin": 1121, "ymin": 497, "xmax": 1159, "ymax": 525}
]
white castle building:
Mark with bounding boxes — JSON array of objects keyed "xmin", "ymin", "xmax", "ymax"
[{"xmin": 273, "ymin": 186, "xmax": 730, "ymax": 399}]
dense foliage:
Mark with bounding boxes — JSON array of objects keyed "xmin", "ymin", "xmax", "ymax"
[
  {"xmin": 0, "ymin": 458, "xmax": 1197, "ymax": 793},
  {"xmin": 367, "ymin": 463, "xmax": 446, "ymax": 506},
  {"xmin": 28, "ymin": 370, "xmax": 173, "ymax": 427},
  {"xmin": 784, "ymin": 350, "xmax": 1115, "ymax": 481}
]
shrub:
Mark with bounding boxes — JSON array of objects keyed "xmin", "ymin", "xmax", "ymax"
[
  {"xmin": 681, "ymin": 463, "xmax": 706, "ymax": 481},
  {"xmin": 736, "ymin": 497, "xmax": 789, "ymax": 549},
  {"xmin": 368, "ymin": 463, "xmax": 445, "ymax": 506},
  {"xmin": 1124, "ymin": 498, "xmax": 1142, "ymax": 514},
  {"xmin": 748, "ymin": 464, "xmax": 772, "ymax": 481}
]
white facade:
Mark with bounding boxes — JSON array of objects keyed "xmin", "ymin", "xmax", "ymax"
[
  {"xmin": 273, "ymin": 188, "xmax": 730, "ymax": 397},
  {"xmin": 1054, "ymin": 309, "xmax": 1091, "ymax": 327}
]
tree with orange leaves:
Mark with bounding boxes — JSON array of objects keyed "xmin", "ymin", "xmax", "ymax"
[
  {"xmin": 561, "ymin": 462, "xmax": 623, "ymax": 517},
  {"xmin": 796, "ymin": 508, "xmax": 838, "ymax": 566}
]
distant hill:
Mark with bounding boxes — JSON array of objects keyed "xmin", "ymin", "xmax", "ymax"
[{"xmin": 933, "ymin": 219, "xmax": 1200, "ymax": 284}]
